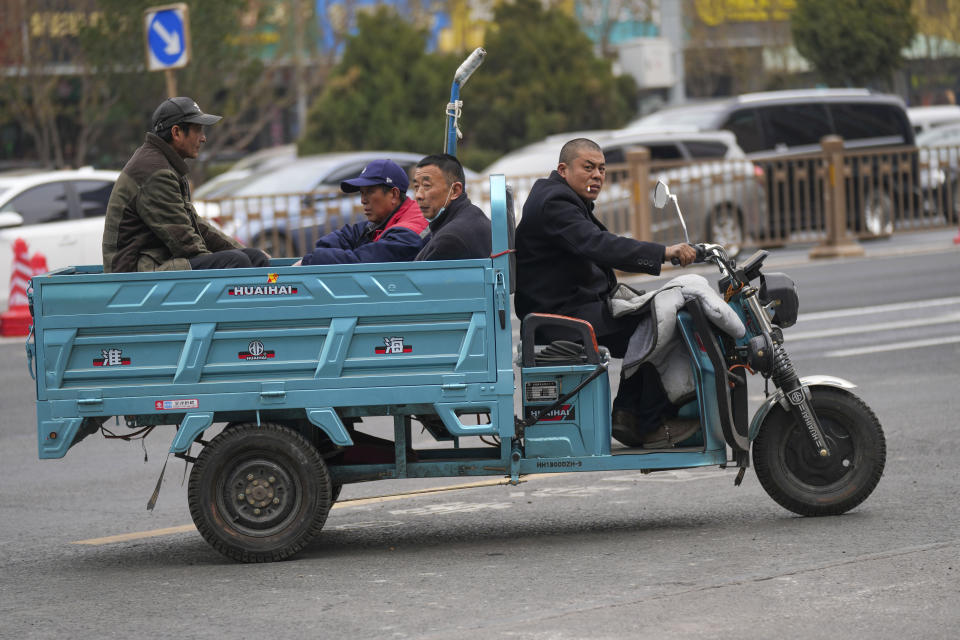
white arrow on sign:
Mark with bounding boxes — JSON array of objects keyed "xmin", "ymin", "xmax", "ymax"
[{"xmin": 152, "ymin": 20, "xmax": 182, "ymax": 56}]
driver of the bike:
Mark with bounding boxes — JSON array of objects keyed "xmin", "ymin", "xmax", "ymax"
[{"xmin": 515, "ymin": 138, "xmax": 697, "ymax": 448}]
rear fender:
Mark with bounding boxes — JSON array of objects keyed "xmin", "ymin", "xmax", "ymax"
[
  {"xmin": 169, "ymin": 412, "xmax": 215, "ymax": 453},
  {"xmin": 306, "ymin": 408, "xmax": 353, "ymax": 446},
  {"xmin": 168, "ymin": 408, "xmax": 353, "ymax": 454},
  {"xmin": 748, "ymin": 375, "xmax": 857, "ymax": 441}
]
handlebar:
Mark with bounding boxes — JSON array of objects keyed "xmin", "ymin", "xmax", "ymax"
[{"xmin": 669, "ymin": 243, "xmax": 708, "ymax": 266}]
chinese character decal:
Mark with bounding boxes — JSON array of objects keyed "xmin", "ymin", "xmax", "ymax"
[
  {"xmin": 93, "ymin": 348, "xmax": 131, "ymax": 366},
  {"xmin": 375, "ymin": 337, "xmax": 412, "ymax": 354}
]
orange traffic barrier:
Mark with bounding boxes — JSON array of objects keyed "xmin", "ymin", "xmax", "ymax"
[{"xmin": 1, "ymin": 238, "xmax": 37, "ymax": 337}]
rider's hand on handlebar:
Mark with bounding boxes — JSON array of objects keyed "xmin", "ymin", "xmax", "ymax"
[{"xmin": 666, "ymin": 243, "xmax": 698, "ymax": 266}]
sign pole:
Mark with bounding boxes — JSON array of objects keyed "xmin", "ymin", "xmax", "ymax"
[{"xmin": 164, "ymin": 69, "xmax": 177, "ymax": 98}]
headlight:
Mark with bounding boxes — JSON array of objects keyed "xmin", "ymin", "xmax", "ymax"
[{"xmin": 759, "ymin": 272, "xmax": 799, "ymax": 328}]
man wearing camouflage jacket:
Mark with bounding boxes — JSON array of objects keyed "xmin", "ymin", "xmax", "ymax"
[{"xmin": 102, "ymin": 97, "xmax": 268, "ymax": 273}]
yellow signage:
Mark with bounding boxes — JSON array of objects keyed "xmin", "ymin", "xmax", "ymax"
[{"xmin": 695, "ymin": 0, "xmax": 796, "ymax": 27}]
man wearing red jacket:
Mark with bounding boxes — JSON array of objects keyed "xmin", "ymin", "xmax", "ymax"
[{"xmin": 297, "ymin": 159, "xmax": 426, "ymax": 265}]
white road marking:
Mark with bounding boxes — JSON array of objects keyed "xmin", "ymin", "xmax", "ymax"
[
  {"xmin": 532, "ymin": 486, "xmax": 629, "ymax": 496},
  {"xmin": 795, "ymin": 296, "xmax": 960, "ymax": 322},
  {"xmin": 602, "ymin": 469, "xmax": 731, "ymax": 483},
  {"xmin": 388, "ymin": 501, "xmax": 511, "ymax": 516},
  {"xmin": 825, "ymin": 334, "xmax": 960, "ymax": 358},
  {"xmin": 787, "ymin": 312, "xmax": 960, "ymax": 341},
  {"xmin": 328, "ymin": 521, "xmax": 404, "ymax": 531}
]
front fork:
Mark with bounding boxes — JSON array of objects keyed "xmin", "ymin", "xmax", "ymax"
[
  {"xmin": 771, "ymin": 343, "xmax": 831, "ymax": 457},
  {"xmin": 744, "ymin": 290, "xmax": 831, "ymax": 457}
]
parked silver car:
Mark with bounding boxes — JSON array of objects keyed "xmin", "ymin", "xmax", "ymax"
[
  {"xmin": 480, "ymin": 129, "xmax": 767, "ymax": 255},
  {"xmin": 197, "ymin": 151, "xmax": 429, "ymax": 257}
]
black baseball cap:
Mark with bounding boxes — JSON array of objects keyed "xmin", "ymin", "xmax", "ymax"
[{"xmin": 152, "ymin": 97, "xmax": 222, "ymax": 133}]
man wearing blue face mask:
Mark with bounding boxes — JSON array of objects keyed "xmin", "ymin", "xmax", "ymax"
[{"xmin": 413, "ymin": 154, "xmax": 490, "ymax": 261}]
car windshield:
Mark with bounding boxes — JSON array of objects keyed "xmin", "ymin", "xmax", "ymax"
[
  {"xmin": 916, "ymin": 125, "xmax": 960, "ymax": 147},
  {"xmin": 194, "ymin": 176, "xmax": 250, "ymax": 200},
  {"xmin": 630, "ymin": 104, "xmax": 726, "ymax": 130},
  {"xmin": 234, "ymin": 158, "xmax": 347, "ymax": 196},
  {"xmin": 483, "ymin": 148, "xmax": 558, "ymax": 176}
]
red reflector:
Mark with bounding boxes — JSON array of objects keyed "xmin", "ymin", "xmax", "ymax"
[{"xmin": 694, "ymin": 333, "xmax": 707, "ymax": 352}]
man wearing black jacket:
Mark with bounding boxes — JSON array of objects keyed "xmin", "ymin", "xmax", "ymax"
[
  {"xmin": 515, "ymin": 138, "xmax": 697, "ymax": 448},
  {"xmin": 413, "ymin": 154, "xmax": 491, "ymax": 261}
]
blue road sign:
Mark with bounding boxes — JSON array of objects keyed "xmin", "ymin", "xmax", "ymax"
[{"xmin": 145, "ymin": 5, "xmax": 189, "ymax": 70}]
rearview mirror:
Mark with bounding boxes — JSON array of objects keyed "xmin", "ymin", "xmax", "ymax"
[
  {"xmin": 653, "ymin": 181, "xmax": 670, "ymax": 209},
  {"xmin": 0, "ymin": 211, "xmax": 24, "ymax": 229}
]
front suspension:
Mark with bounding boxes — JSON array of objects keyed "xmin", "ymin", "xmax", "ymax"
[{"xmin": 772, "ymin": 342, "xmax": 831, "ymax": 457}]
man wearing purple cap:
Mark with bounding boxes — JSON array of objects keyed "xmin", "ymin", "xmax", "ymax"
[
  {"xmin": 103, "ymin": 97, "xmax": 270, "ymax": 272},
  {"xmin": 297, "ymin": 159, "xmax": 427, "ymax": 265}
]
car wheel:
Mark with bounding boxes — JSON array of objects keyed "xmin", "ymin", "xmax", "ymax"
[
  {"xmin": 707, "ymin": 204, "xmax": 745, "ymax": 257},
  {"xmin": 254, "ymin": 230, "xmax": 291, "ymax": 258},
  {"xmin": 948, "ymin": 180, "xmax": 960, "ymax": 224},
  {"xmin": 861, "ymin": 190, "xmax": 893, "ymax": 238}
]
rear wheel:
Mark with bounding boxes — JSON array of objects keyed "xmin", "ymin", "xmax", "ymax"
[
  {"xmin": 753, "ymin": 387, "xmax": 885, "ymax": 516},
  {"xmin": 188, "ymin": 422, "xmax": 332, "ymax": 562}
]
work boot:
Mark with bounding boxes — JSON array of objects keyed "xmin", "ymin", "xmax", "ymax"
[
  {"xmin": 642, "ymin": 418, "xmax": 701, "ymax": 449},
  {"xmin": 611, "ymin": 409, "xmax": 645, "ymax": 447}
]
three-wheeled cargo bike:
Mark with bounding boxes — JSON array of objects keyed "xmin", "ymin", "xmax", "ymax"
[{"xmin": 25, "ymin": 168, "xmax": 885, "ymax": 562}]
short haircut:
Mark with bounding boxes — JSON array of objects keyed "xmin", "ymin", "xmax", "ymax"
[
  {"xmin": 157, "ymin": 121, "xmax": 199, "ymax": 144},
  {"xmin": 417, "ymin": 153, "xmax": 466, "ymax": 185},
  {"xmin": 559, "ymin": 138, "xmax": 602, "ymax": 166}
]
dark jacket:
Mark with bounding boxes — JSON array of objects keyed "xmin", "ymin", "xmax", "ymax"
[
  {"xmin": 102, "ymin": 133, "xmax": 243, "ymax": 273},
  {"xmin": 300, "ymin": 197, "xmax": 426, "ymax": 265},
  {"xmin": 515, "ymin": 171, "xmax": 665, "ymax": 337},
  {"xmin": 415, "ymin": 194, "xmax": 491, "ymax": 261}
]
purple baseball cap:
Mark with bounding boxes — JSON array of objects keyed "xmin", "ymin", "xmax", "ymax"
[{"xmin": 341, "ymin": 159, "xmax": 409, "ymax": 194}]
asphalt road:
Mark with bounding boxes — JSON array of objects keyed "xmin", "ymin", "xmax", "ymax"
[{"xmin": 0, "ymin": 231, "xmax": 958, "ymax": 639}]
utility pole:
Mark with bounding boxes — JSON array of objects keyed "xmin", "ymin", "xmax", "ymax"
[
  {"xmin": 292, "ymin": 0, "xmax": 307, "ymax": 136},
  {"xmin": 660, "ymin": 0, "xmax": 686, "ymax": 104}
]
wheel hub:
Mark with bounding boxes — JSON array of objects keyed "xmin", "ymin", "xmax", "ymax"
[
  {"xmin": 220, "ymin": 458, "xmax": 299, "ymax": 536},
  {"xmin": 783, "ymin": 418, "xmax": 854, "ymax": 486}
]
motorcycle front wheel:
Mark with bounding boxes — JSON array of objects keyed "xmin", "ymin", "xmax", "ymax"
[{"xmin": 753, "ymin": 386, "xmax": 885, "ymax": 516}]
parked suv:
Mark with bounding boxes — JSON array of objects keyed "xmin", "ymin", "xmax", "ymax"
[
  {"xmin": 630, "ymin": 89, "xmax": 914, "ymax": 155},
  {"xmin": 630, "ymin": 89, "xmax": 919, "ymax": 238}
]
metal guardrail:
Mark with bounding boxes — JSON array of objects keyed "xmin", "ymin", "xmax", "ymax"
[{"xmin": 197, "ymin": 137, "xmax": 959, "ymax": 258}]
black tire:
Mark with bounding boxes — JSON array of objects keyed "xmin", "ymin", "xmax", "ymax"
[
  {"xmin": 753, "ymin": 386, "xmax": 885, "ymax": 517},
  {"xmin": 253, "ymin": 230, "xmax": 290, "ymax": 258},
  {"xmin": 707, "ymin": 204, "xmax": 745, "ymax": 258},
  {"xmin": 188, "ymin": 423, "xmax": 332, "ymax": 562},
  {"xmin": 948, "ymin": 180, "xmax": 959, "ymax": 224},
  {"xmin": 859, "ymin": 190, "xmax": 893, "ymax": 238},
  {"xmin": 331, "ymin": 484, "xmax": 343, "ymax": 503}
]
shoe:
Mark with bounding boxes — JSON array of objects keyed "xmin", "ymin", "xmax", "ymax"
[
  {"xmin": 642, "ymin": 418, "xmax": 701, "ymax": 449},
  {"xmin": 611, "ymin": 409, "xmax": 645, "ymax": 447}
]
